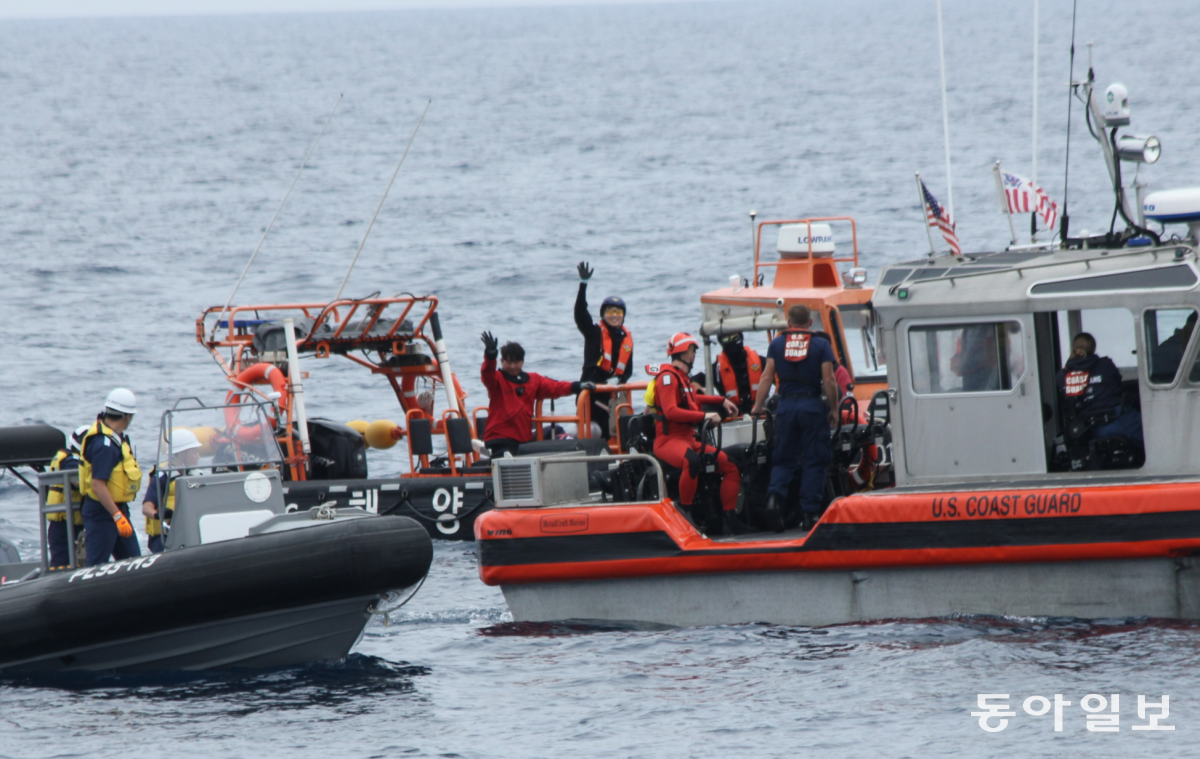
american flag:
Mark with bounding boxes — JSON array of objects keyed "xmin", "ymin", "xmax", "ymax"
[
  {"xmin": 920, "ymin": 179, "xmax": 961, "ymax": 256},
  {"xmin": 1001, "ymin": 171, "xmax": 1059, "ymax": 230}
]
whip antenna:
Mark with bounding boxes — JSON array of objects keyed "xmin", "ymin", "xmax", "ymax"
[
  {"xmin": 211, "ymin": 94, "xmax": 342, "ymax": 340},
  {"xmin": 935, "ymin": 0, "xmax": 954, "ymax": 218},
  {"xmin": 1060, "ymin": 0, "xmax": 1079, "ymax": 241},
  {"xmin": 334, "ymin": 100, "xmax": 431, "ymax": 302}
]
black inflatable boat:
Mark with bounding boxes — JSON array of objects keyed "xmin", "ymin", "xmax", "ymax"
[
  {"xmin": 0, "ymin": 514, "xmax": 431, "ymax": 672},
  {"xmin": 0, "ymin": 411, "xmax": 433, "ymax": 673}
]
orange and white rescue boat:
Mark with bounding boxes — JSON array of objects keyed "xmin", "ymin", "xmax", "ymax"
[{"xmin": 476, "ymin": 71, "xmax": 1200, "ymax": 624}]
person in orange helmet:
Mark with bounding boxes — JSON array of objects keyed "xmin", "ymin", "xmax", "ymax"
[{"xmin": 648, "ymin": 332, "xmax": 746, "ymax": 534}]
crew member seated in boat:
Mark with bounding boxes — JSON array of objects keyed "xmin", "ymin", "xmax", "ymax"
[
  {"xmin": 45, "ymin": 425, "xmax": 89, "ymax": 567},
  {"xmin": 78, "ymin": 388, "xmax": 143, "ymax": 567},
  {"xmin": 649, "ymin": 333, "xmax": 744, "ymax": 533},
  {"xmin": 1151, "ymin": 311, "xmax": 1197, "ymax": 381},
  {"xmin": 142, "ymin": 429, "xmax": 203, "ymax": 554},
  {"xmin": 1056, "ymin": 332, "xmax": 1144, "ymax": 448},
  {"xmin": 575, "ymin": 261, "xmax": 633, "ymax": 436},
  {"xmin": 750, "ymin": 305, "xmax": 838, "ymax": 532},
  {"xmin": 690, "ymin": 332, "xmax": 763, "ymax": 416},
  {"xmin": 480, "ymin": 333, "xmax": 594, "ymax": 458}
]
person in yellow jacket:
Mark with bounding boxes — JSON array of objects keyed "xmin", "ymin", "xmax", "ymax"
[
  {"xmin": 142, "ymin": 429, "xmax": 202, "ymax": 553},
  {"xmin": 78, "ymin": 388, "xmax": 143, "ymax": 567},
  {"xmin": 45, "ymin": 425, "xmax": 90, "ymax": 567}
]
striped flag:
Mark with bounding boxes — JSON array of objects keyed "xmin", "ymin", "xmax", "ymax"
[
  {"xmin": 920, "ymin": 179, "xmax": 961, "ymax": 256},
  {"xmin": 1001, "ymin": 171, "xmax": 1059, "ymax": 230}
]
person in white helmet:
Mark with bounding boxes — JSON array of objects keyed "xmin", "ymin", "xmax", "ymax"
[
  {"xmin": 142, "ymin": 429, "xmax": 202, "ymax": 553},
  {"xmin": 78, "ymin": 388, "xmax": 144, "ymax": 566},
  {"xmin": 44, "ymin": 425, "xmax": 90, "ymax": 567}
]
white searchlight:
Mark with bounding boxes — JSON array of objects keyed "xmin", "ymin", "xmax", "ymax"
[{"xmin": 1117, "ymin": 134, "xmax": 1161, "ymax": 164}]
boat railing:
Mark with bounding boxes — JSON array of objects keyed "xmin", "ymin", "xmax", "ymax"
[
  {"xmin": 531, "ymin": 382, "xmax": 650, "ymax": 450},
  {"xmin": 753, "ymin": 216, "xmax": 860, "ymax": 287},
  {"xmin": 36, "ymin": 469, "xmax": 82, "ymax": 572}
]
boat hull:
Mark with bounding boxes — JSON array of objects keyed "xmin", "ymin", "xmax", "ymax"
[
  {"xmin": 502, "ymin": 557, "xmax": 1200, "ymax": 626},
  {"xmin": 478, "ymin": 480, "xmax": 1200, "ymax": 626},
  {"xmin": 0, "ymin": 515, "xmax": 432, "ymax": 672},
  {"xmin": 284, "ymin": 476, "xmax": 492, "ymax": 541}
]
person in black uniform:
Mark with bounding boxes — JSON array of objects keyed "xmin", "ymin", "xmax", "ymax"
[
  {"xmin": 750, "ymin": 305, "xmax": 838, "ymax": 532},
  {"xmin": 1056, "ymin": 332, "xmax": 1143, "ymax": 447},
  {"xmin": 575, "ymin": 261, "xmax": 633, "ymax": 436}
]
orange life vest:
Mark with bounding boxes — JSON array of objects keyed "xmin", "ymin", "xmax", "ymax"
[
  {"xmin": 597, "ymin": 325, "xmax": 633, "ymax": 377},
  {"xmin": 717, "ymin": 348, "xmax": 763, "ymax": 405}
]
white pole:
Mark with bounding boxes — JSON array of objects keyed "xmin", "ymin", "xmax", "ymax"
[
  {"xmin": 428, "ymin": 313, "xmax": 459, "ymax": 417},
  {"xmin": 993, "ymin": 162, "xmax": 1019, "ymax": 246},
  {"xmin": 936, "ymin": 0, "xmax": 954, "ymax": 219},
  {"xmin": 1032, "ymin": 0, "xmax": 1039, "ymax": 188},
  {"xmin": 916, "ymin": 173, "xmax": 939, "ymax": 257},
  {"xmin": 283, "ymin": 318, "xmax": 312, "ymax": 463}
]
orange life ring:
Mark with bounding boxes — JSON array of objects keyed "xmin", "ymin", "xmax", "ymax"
[
  {"xmin": 225, "ymin": 363, "xmax": 290, "ymax": 430},
  {"xmin": 399, "ymin": 372, "xmax": 466, "ymax": 410},
  {"xmin": 849, "ymin": 444, "xmax": 881, "ymax": 488}
]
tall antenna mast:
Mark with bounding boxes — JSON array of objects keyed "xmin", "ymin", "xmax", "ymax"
[
  {"xmin": 1060, "ymin": 0, "xmax": 1080, "ymax": 241},
  {"xmin": 1032, "ymin": 0, "xmax": 1039, "ymax": 188},
  {"xmin": 211, "ymin": 95, "xmax": 342, "ymax": 340},
  {"xmin": 335, "ymin": 100, "xmax": 431, "ymax": 302},
  {"xmin": 936, "ymin": 0, "xmax": 954, "ymax": 219}
]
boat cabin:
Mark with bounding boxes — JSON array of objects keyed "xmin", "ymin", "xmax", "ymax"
[
  {"xmin": 697, "ymin": 216, "xmax": 886, "ymax": 403},
  {"xmin": 875, "ymin": 243, "xmax": 1200, "ymax": 485}
]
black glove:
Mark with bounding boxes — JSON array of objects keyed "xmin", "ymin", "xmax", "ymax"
[
  {"xmin": 577, "ymin": 261, "xmax": 593, "ymax": 281},
  {"xmin": 481, "ymin": 331, "xmax": 498, "ymax": 360},
  {"xmin": 570, "ymin": 381, "xmax": 596, "ymax": 394}
]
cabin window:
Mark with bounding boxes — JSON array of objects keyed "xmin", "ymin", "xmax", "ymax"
[
  {"xmin": 908, "ymin": 321, "xmax": 1025, "ymax": 394},
  {"xmin": 1041, "ymin": 308, "xmax": 1143, "ymax": 473},
  {"xmin": 838, "ymin": 305, "xmax": 887, "ymax": 381},
  {"xmin": 1144, "ymin": 308, "xmax": 1198, "ymax": 385},
  {"xmin": 1030, "ymin": 263, "xmax": 1199, "ymax": 296},
  {"xmin": 1055, "ymin": 308, "xmax": 1138, "ymax": 371}
]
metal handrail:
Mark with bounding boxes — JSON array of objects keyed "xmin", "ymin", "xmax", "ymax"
[
  {"xmin": 753, "ymin": 216, "xmax": 860, "ymax": 286},
  {"xmin": 37, "ymin": 469, "xmax": 81, "ymax": 571},
  {"xmin": 885, "ymin": 243, "xmax": 1197, "ymax": 295}
]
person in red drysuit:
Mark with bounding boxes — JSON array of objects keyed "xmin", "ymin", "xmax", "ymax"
[
  {"xmin": 650, "ymin": 333, "xmax": 747, "ymax": 534},
  {"xmin": 480, "ymin": 332, "xmax": 593, "ymax": 458}
]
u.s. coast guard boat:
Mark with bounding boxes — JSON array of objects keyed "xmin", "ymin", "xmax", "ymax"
[{"xmin": 472, "ymin": 67, "xmax": 1200, "ymax": 627}]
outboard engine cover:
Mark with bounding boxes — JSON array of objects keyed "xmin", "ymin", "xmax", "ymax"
[{"xmin": 304, "ymin": 419, "xmax": 368, "ymax": 480}]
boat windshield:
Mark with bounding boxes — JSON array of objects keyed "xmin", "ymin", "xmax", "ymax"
[
  {"xmin": 838, "ymin": 304, "xmax": 887, "ymax": 382},
  {"xmin": 155, "ymin": 400, "xmax": 285, "ymax": 477}
]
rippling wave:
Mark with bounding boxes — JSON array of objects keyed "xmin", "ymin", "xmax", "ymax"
[{"xmin": 2, "ymin": 1, "xmax": 1200, "ymax": 756}]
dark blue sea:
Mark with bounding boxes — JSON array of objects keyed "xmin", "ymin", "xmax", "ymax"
[{"xmin": 3, "ymin": 1, "xmax": 1200, "ymax": 756}]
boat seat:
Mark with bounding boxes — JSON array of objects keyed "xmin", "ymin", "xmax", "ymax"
[
  {"xmin": 408, "ymin": 418, "xmax": 434, "ymax": 457},
  {"xmin": 417, "ymin": 464, "xmax": 492, "ymax": 476},
  {"xmin": 445, "ymin": 417, "xmax": 474, "ymax": 456},
  {"xmin": 619, "ymin": 413, "xmax": 682, "ymax": 499},
  {"xmin": 1089, "ymin": 435, "xmax": 1143, "ymax": 470},
  {"xmin": 167, "ymin": 470, "xmax": 287, "ymax": 549}
]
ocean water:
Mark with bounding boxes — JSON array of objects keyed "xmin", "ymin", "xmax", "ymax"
[{"xmin": 2, "ymin": 1, "xmax": 1200, "ymax": 756}]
